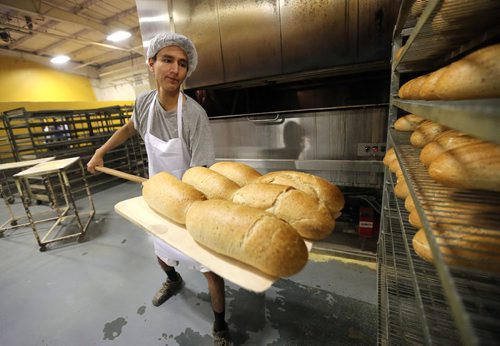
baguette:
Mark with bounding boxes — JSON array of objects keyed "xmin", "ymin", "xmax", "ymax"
[
  {"xmin": 419, "ymin": 130, "xmax": 482, "ymax": 167},
  {"xmin": 434, "ymin": 44, "xmax": 500, "ymax": 100},
  {"xmin": 412, "ymin": 226, "xmax": 500, "ymax": 273},
  {"xmin": 394, "ymin": 177, "xmax": 409, "ymax": 199},
  {"xmin": 394, "ymin": 114, "xmax": 425, "ymax": 131},
  {"xmin": 428, "ymin": 142, "xmax": 500, "ymax": 192},
  {"xmin": 232, "ymin": 183, "xmax": 335, "ymax": 240},
  {"xmin": 405, "ymin": 75, "xmax": 428, "ymax": 99},
  {"xmin": 185, "ymin": 200, "xmax": 308, "ymax": 277},
  {"xmin": 254, "ymin": 171, "xmax": 344, "ymax": 215},
  {"xmin": 418, "ymin": 66, "xmax": 449, "ymax": 100},
  {"xmin": 383, "ymin": 147, "xmax": 396, "ymax": 166},
  {"xmin": 182, "ymin": 166, "xmax": 240, "ymax": 200},
  {"xmin": 410, "ymin": 120, "xmax": 448, "ymax": 148},
  {"xmin": 210, "ymin": 161, "xmax": 262, "ymax": 187},
  {"xmin": 142, "ymin": 172, "xmax": 206, "ymax": 224}
]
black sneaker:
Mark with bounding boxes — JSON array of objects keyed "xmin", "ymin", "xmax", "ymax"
[
  {"xmin": 152, "ymin": 273, "xmax": 183, "ymax": 307},
  {"xmin": 213, "ymin": 324, "xmax": 232, "ymax": 346}
]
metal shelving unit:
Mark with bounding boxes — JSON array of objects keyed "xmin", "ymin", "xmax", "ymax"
[
  {"xmin": 379, "ymin": 1, "xmax": 500, "ymax": 345},
  {"xmin": 1, "ymin": 106, "xmax": 148, "ymax": 198}
]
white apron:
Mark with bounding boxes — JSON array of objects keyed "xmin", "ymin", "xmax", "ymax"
[{"xmin": 144, "ymin": 91, "xmax": 207, "ymax": 272}]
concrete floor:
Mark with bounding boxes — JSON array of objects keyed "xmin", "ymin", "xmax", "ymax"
[{"xmin": 0, "ymin": 181, "xmax": 377, "ymax": 346}]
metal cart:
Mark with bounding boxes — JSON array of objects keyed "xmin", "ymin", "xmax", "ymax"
[
  {"xmin": 0, "ymin": 157, "xmax": 55, "ymax": 236},
  {"xmin": 379, "ymin": 0, "xmax": 500, "ymax": 345},
  {"xmin": 13, "ymin": 157, "xmax": 95, "ymax": 251}
]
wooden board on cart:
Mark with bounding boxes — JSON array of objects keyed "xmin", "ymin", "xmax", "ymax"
[
  {"xmin": 115, "ymin": 196, "xmax": 312, "ymax": 293},
  {"xmin": 0, "ymin": 157, "xmax": 55, "ymax": 172},
  {"xmin": 14, "ymin": 157, "xmax": 80, "ymax": 177}
]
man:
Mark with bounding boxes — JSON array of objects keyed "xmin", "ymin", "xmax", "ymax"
[{"xmin": 87, "ymin": 32, "xmax": 231, "ymax": 345}]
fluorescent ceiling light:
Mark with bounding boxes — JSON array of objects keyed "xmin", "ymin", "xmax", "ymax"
[
  {"xmin": 107, "ymin": 31, "xmax": 132, "ymax": 42},
  {"xmin": 50, "ymin": 55, "xmax": 70, "ymax": 64}
]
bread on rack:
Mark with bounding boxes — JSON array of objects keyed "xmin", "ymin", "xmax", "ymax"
[
  {"xmin": 419, "ymin": 130, "xmax": 482, "ymax": 167},
  {"xmin": 410, "ymin": 120, "xmax": 448, "ymax": 148},
  {"xmin": 383, "ymin": 147, "xmax": 396, "ymax": 166},
  {"xmin": 210, "ymin": 161, "xmax": 262, "ymax": 187},
  {"xmin": 142, "ymin": 171, "xmax": 207, "ymax": 224},
  {"xmin": 232, "ymin": 183, "xmax": 335, "ymax": 240},
  {"xmin": 398, "ymin": 75, "xmax": 428, "ymax": 99},
  {"xmin": 412, "ymin": 226, "xmax": 500, "ymax": 273},
  {"xmin": 418, "ymin": 66, "xmax": 450, "ymax": 100},
  {"xmin": 394, "ymin": 114, "xmax": 425, "ymax": 131},
  {"xmin": 434, "ymin": 44, "xmax": 500, "ymax": 100},
  {"xmin": 254, "ymin": 171, "xmax": 344, "ymax": 216},
  {"xmin": 185, "ymin": 199, "xmax": 308, "ymax": 277},
  {"xmin": 394, "ymin": 176, "xmax": 409, "ymax": 199},
  {"xmin": 182, "ymin": 166, "xmax": 240, "ymax": 200},
  {"xmin": 428, "ymin": 141, "xmax": 500, "ymax": 192}
]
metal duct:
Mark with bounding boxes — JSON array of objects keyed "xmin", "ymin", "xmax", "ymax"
[{"xmin": 135, "ymin": 0, "xmax": 399, "ymax": 89}]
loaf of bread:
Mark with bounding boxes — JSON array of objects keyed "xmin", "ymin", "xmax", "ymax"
[
  {"xmin": 428, "ymin": 142, "xmax": 500, "ymax": 192},
  {"xmin": 182, "ymin": 166, "xmax": 240, "ymax": 200},
  {"xmin": 185, "ymin": 199, "xmax": 308, "ymax": 277},
  {"xmin": 406, "ymin": 75, "xmax": 429, "ymax": 99},
  {"xmin": 404, "ymin": 195, "xmax": 415, "ymax": 212},
  {"xmin": 394, "ymin": 114, "xmax": 425, "ymax": 131},
  {"xmin": 142, "ymin": 172, "xmax": 206, "ymax": 224},
  {"xmin": 232, "ymin": 183, "xmax": 335, "ymax": 240},
  {"xmin": 410, "ymin": 120, "xmax": 448, "ymax": 148},
  {"xmin": 418, "ymin": 66, "xmax": 449, "ymax": 100},
  {"xmin": 419, "ymin": 130, "xmax": 482, "ymax": 167},
  {"xmin": 210, "ymin": 161, "xmax": 262, "ymax": 187},
  {"xmin": 434, "ymin": 44, "xmax": 500, "ymax": 100},
  {"xmin": 409, "ymin": 210, "xmax": 422, "ymax": 228},
  {"xmin": 412, "ymin": 226, "xmax": 500, "ymax": 273},
  {"xmin": 254, "ymin": 171, "xmax": 344, "ymax": 215},
  {"xmin": 394, "ymin": 177, "xmax": 409, "ymax": 199},
  {"xmin": 383, "ymin": 148, "xmax": 396, "ymax": 167}
]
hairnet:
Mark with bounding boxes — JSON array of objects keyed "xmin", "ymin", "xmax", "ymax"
[{"xmin": 146, "ymin": 32, "xmax": 198, "ymax": 77}]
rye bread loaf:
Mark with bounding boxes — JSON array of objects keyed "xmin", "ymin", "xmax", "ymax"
[
  {"xmin": 412, "ymin": 226, "xmax": 500, "ymax": 273},
  {"xmin": 428, "ymin": 141, "xmax": 500, "ymax": 192},
  {"xmin": 254, "ymin": 171, "xmax": 344, "ymax": 215},
  {"xmin": 434, "ymin": 44, "xmax": 500, "ymax": 100},
  {"xmin": 410, "ymin": 120, "xmax": 448, "ymax": 148},
  {"xmin": 419, "ymin": 130, "xmax": 482, "ymax": 167},
  {"xmin": 185, "ymin": 199, "xmax": 308, "ymax": 277},
  {"xmin": 182, "ymin": 166, "xmax": 240, "ymax": 200},
  {"xmin": 210, "ymin": 161, "xmax": 262, "ymax": 187},
  {"xmin": 142, "ymin": 172, "xmax": 206, "ymax": 224},
  {"xmin": 232, "ymin": 183, "xmax": 335, "ymax": 240},
  {"xmin": 394, "ymin": 114, "xmax": 425, "ymax": 131}
]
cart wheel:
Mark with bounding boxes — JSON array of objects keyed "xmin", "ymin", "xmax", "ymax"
[
  {"xmin": 77, "ymin": 235, "xmax": 85, "ymax": 243},
  {"xmin": 10, "ymin": 220, "xmax": 18, "ymax": 226},
  {"xmin": 39, "ymin": 245, "xmax": 47, "ymax": 252},
  {"xmin": 7, "ymin": 196, "xmax": 15, "ymax": 204}
]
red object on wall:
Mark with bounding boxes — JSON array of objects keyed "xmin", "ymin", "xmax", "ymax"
[{"xmin": 358, "ymin": 206, "xmax": 379, "ymax": 237}]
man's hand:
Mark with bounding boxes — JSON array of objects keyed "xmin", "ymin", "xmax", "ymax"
[{"xmin": 87, "ymin": 150, "xmax": 104, "ymax": 174}]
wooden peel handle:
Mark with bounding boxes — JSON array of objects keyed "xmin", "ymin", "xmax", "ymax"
[{"xmin": 95, "ymin": 166, "xmax": 147, "ymax": 184}]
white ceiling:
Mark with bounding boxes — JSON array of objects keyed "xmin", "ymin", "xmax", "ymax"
[{"xmin": 0, "ymin": 0, "xmax": 147, "ymax": 83}]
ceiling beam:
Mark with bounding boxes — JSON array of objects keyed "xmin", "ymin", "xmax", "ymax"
[
  {"xmin": 0, "ymin": 0, "xmax": 109, "ymax": 34},
  {"xmin": 7, "ymin": 19, "xmax": 58, "ymax": 49}
]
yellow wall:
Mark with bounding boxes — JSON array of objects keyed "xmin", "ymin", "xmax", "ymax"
[{"xmin": 0, "ymin": 56, "xmax": 96, "ymax": 102}]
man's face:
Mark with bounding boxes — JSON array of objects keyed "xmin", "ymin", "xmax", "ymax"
[{"xmin": 148, "ymin": 45, "xmax": 188, "ymax": 92}]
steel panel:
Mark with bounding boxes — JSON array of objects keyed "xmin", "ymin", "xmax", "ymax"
[
  {"xmin": 173, "ymin": 0, "xmax": 225, "ymax": 88},
  {"xmin": 280, "ymin": 0, "xmax": 350, "ymax": 73},
  {"xmin": 217, "ymin": 0, "xmax": 282, "ymax": 82}
]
